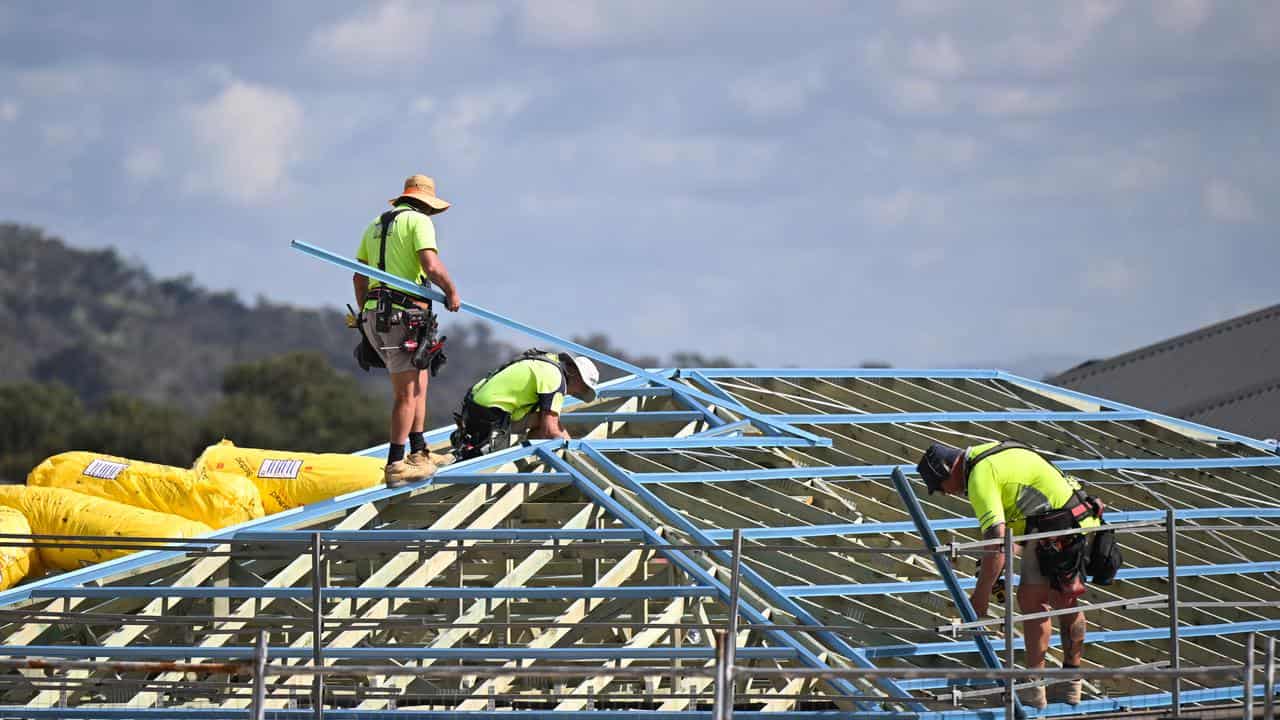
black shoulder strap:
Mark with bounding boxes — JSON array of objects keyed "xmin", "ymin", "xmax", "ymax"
[
  {"xmin": 964, "ymin": 441, "xmax": 1030, "ymax": 477},
  {"xmin": 376, "ymin": 208, "xmax": 414, "ymax": 271},
  {"xmin": 473, "ymin": 352, "xmax": 566, "ymax": 396}
]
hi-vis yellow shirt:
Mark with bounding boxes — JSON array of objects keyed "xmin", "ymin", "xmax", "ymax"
[
  {"xmin": 965, "ymin": 442, "xmax": 1100, "ymax": 536},
  {"xmin": 470, "ymin": 357, "xmax": 567, "ymax": 422},
  {"xmin": 355, "ymin": 204, "xmax": 437, "ymax": 311}
]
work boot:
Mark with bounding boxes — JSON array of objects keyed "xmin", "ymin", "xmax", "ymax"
[
  {"xmin": 1059, "ymin": 678, "xmax": 1083, "ymax": 706},
  {"xmin": 405, "ymin": 451, "xmax": 440, "ymax": 476},
  {"xmin": 1019, "ymin": 684, "xmax": 1047, "ymax": 710},
  {"xmin": 384, "ymin": 460, "xmax": 432, "ymax": 488}
]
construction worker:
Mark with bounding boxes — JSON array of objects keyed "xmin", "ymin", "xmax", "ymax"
[
  {"xmin": 917, "ymin": 440, "xmax": 1114, "ymax": 709},
  {"xmin": 450, "ymin": 351, "xmax": 600, "ymax": 460},
  {"xmin": 354, "ymin": 174, "xmax": 462, "ymax": 487}
]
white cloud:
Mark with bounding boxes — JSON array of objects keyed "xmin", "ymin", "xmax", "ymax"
[
  {"xmin": 912, "ymin": 131, "xmax": 982, "ymax": 168},
  {"xmin": 124, "ymin": 147, "xmax": 165, "ymax": 182},
  {"xmin": 411, "ymin": 97, "xmax": 436, "ymax": 115},
  {"xmin": 992, "ymin": 1, "xmax": 1120, "ymax": 73},
  {"xmin": 184, "ymin": 81, "xmax": 303, "ymax": 205},
  {"xmin": 1083, "ymin": 258, "xmax": 1147, "ymax": 295},
  {"xmin": 432, "ymin": 86, "xmax": 532, "ymax": 167},
  {"xmin": 1155, "ymin": 0, "xmax": 1212, "ymax": 33},
  {"xmin": 1204, "ymin": 178, "xmax": 1260, "ymax": 223},
  {"xmin": 891, "ymin": 76, "xmax": 949, "ymax": 113},
  {"xmin": 728, "ymin": 63, "xmax": 825, "ymax": 118},
  {"xmin": 311, "ymin": 1, "xmax": 501, "ymax": 66},
  {"xmin": 862, "ymin": 189, "xmax": 944, "ymax": 227},
  {"xmin": 517, "ymin": 0, "xmax": 703, "ymax": 48},
  {"xmin": 975, "ymin": 86, "xmax": 1074, "ymax": 116},
  {"xmin": 906, "ymin": 246, "xmax": 947, "ymax": 269},
  {"xmin": 0, "ymin": 100, "xmax": 17, "ymax": 122},
  {"xmin": 908, "ymin": 34, "xmax": 965, "ymax": 77},
  {"xmin": 623, "ymin": 135, "xmax": 778, "ymax": 184},
  {"xmin": 896, "ymin": 0, "xmax": 963, "ymax": 19}
]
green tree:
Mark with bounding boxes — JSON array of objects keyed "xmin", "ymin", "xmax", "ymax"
[
  {"xmin": 71, "ymin": 395, "xmax": 199, "ymax": 466},
  {"xmin": 200, "ymin": 352, "xmax": 387, "ymax": 453},
  {"xmin": 0, "ymin": 382, "xmax": 83, "ymax": 482}
]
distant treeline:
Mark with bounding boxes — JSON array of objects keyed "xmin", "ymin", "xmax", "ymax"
[{"xmin": 0, "ymin": 223, "xmax": 742, "ymax": 481}]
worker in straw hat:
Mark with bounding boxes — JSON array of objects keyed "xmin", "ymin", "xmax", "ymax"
[{"xmin": 353, "ymin": 174, "xmax": 462, "ymax": 487}]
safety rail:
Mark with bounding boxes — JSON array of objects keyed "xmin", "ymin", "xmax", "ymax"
[{"xmin": 0, "ymin": 517, "xmax": 1277, "ymax": 720}]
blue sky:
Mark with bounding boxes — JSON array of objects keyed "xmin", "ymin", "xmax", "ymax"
[{"xmin": 1, "ymin": 1, "xmax": 1276, "ymax": 373}]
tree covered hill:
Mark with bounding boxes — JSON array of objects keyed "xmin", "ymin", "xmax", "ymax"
[{"xmin": 0, "ymin": 223, "xmax": 738, "ymax": 480}]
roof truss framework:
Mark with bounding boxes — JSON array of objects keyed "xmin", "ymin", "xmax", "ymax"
[
  {"xmin": 1, "ymin": 368, "xmax": 1276, "ymax": 719},
  {"xmin": 2, "ymin": 243, "xmax": 1278, "ymax": 718}
]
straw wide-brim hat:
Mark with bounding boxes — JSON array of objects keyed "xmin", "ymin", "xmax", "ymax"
[{"xmin": 390, "ymin": 174, "xmax": 450, "ymax": 212}]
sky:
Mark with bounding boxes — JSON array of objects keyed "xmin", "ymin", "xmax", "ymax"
[{"xmin": 1, "ymin": 0, "xmax": 1277, "ymax": 374}]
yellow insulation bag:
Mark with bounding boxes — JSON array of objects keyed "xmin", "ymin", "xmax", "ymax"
[
  {"xmin": 27, "ymin": 452, "xmax": 264, "ymax": 529},
  {"xmin": 0, "ymin": 506, "xmax": 38, "ymax": 590},
  {"xmin": 195, "ymin": 440, "xmax": 383, "ymax": 514},
  {"xmin": 0, "ymin": 486, "xmax": 212, "ymax": 571}
]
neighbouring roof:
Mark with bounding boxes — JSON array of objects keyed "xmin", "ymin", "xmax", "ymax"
[{"xmin": 1051, "ymin": 303, "xmax": 1280, "ymax": 440}]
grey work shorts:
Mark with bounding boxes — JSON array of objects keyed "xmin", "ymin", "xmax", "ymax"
[
  {"xmin": 1019, "ymin": 543, "xmax": 1049, "ymax": 587},
  {"xmin": 361, "ymin": 313, "xmax": 418, "ymax": 375}
]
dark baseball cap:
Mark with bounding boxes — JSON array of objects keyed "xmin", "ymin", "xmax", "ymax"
[{"xmin": 917, "ymin": 442, "xmax": 964, "ymax": 494}]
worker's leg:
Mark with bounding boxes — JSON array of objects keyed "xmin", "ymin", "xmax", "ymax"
[
  {"xmin": 1018, "ymin": 546, "xmax": 1053, "ymax": 708},
  {"xmin": 1019, "ymin": 583, "xmax": 1053, "ymax": 668},
  {"xmin": 411, "ymin": 372, "xmax": 429, "ymax": 435},
  {"xmin": 390, "ymin": 369, "xmax": 426, "ymax": 445},
  {"xmin": 1053, "ymin": 593, "xmax": 1085, "ymax": 666},
  {"xmin": 1053, "ymin": 589, "xmax": 1086, "ymax": 704}
]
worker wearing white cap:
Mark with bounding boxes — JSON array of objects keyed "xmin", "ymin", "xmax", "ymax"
[{"xmin": 450, "ymin": 351, "xmax": 600, "ymax": 460}]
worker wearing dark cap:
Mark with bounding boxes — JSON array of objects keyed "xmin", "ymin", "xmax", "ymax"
[{"xmin": 917, "ymin": 441, "xmax": 1118, "ymax": 709}]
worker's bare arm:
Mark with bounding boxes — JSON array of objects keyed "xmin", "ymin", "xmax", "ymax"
[
  {"xmin": 969, "ymin": 522, "xmax": 1007, "ymax": 616},
  {"xmin": 353, "ymin": 262, "xmax": 369, "ymax": 307},
  {"xmin": 418, "ymin": 249, "xmax": 461, "ymax": 311}
]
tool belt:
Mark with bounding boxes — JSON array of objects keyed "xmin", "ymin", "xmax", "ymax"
[
  {"xmin": 1026, "ymin": 489, "xmax": 1121, "ymax": 591},
  {"xmin": 350, "ymin": 289, "xmax": 448, "ymax": 376},
  {"xmin": 450, "ymin": 394, "xmax": 512, "ymax": 461}
]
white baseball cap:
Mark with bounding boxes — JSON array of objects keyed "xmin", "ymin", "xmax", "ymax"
[{"xmin": 570, "ymin": 356, "xmax": 600, "ymax": 402}]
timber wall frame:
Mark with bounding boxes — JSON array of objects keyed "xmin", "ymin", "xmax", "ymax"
[{"xmin": 0, "ymin": 241, "xmax": 1276, "ymax": 718}]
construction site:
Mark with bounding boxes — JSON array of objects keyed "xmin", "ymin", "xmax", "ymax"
[{"xmin": 0, "ymin": 240, "xmax": 1273, "ymax": 720}]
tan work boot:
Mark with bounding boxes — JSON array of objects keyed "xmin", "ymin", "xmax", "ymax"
[
  {"xmin": 384, "ymin": 459, "xmax": 432, "ymax": 488},
  {"xmin": 1020, "ymin": 684, "xmax": 1047, "ymax": 709},
  {"xmin": 405, "ymin": 451, "xmax": 440, "ymax": 476},
  {"xmin": 1059, "ymin": 678, "xmax": 1083, "ymax": 705}
]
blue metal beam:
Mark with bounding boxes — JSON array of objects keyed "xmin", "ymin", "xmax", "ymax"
[
  {"xmin": 232, "ymin": 528, "xmax": 646, "ymax": 542},
  {"xmin": 571, "ymin": 444, "xmax": 925, "ymax": 711},
  {"xmin": 423, "ymin": 472, "xmax": 569, "ymax": 485},
  {"xmin": 595, "ymin": 386, "xmax": 675, "ymax": 399},
  {"xmin": 775, "ymin": 410, "xmax": 1153, "ymax": 425},
  {"xmin": 705, "ymin": 507, "xmax": 1280, "ymax": 540},
  {"xmin": 688, "ymin": 369, "xmax": 1003, "ymax": 379},
  {"xmin": 633, "ymin": 455, "xmax": 1280, "ymax": 485},
  {"xmin": 887, "ymin": 468, "xmax": 1006, "ymax": 676},
  {"xmin": 290, "ymin": 241, "xmax": 829, "ymax": 447},
  {"xmin": 0, "ymin": 645, "xmax": 795, "ymax": 661},
  {"xmin": 534, "ymin": 448, "xmax": 892, "ymax": 711},
  {"xmin": 865, "ymin": 618, "xmax": 1280, "ymax": 659},
  {"xmin": 561, "ymin": 411, "xmax": 705, "ymax": 424},
  {"xmin": 779, "ymin": 560, "xmax": 1280, "ymax": 597},
  {"xmin": 33, "ymin": 586, "xmax": 716, "ymax": 601},
  {"xmin": 570, "ymin": 436, "xmax": 818, "ymax": 450}
]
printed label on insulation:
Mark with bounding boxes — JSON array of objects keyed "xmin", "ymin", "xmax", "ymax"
[
  {"xmin": 258, "ymin": 459, "xmax": 303, "ymax": 479},
  {"xmin": 83, "ymin": 459, "xmax": 129, "ymax": 480}
]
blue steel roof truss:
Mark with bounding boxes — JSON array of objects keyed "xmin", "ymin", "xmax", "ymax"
[{"xmin": 0, "ymin": 243, "xmax": 1275, "ymax": 717}]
